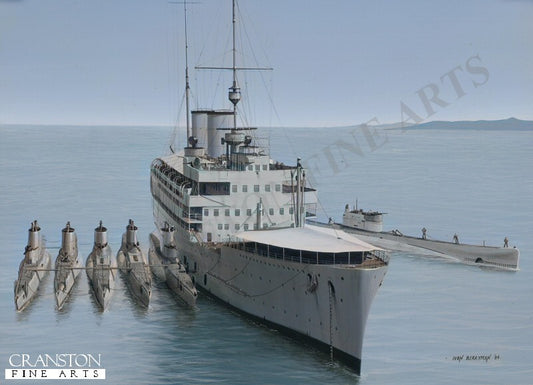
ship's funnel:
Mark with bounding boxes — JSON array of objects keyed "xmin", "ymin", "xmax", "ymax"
[
  {"xmin": 126, "ymin": 219, "xmax": 138, "ymax": 246},
  {"xmin": 94, "ymin": 220, "xmax": 108, "ymax": 247},
  {"xmin": 61, "ymin": 222, "xmax": 77, "ymax": 257},
  {"xmin": 191, "ymin": 111, "xmax": 208, "ymax": 149},
  {"xmin": 207, "ymin": 111, "xmax": 232, "ymax": 158},
  {"xmin": 27, "ymin": 220, "xmax": 41, "ymax": 249}
]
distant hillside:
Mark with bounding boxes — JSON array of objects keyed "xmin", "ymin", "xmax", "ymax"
[{"xmin": 403, "ymin": 118, "xmax": 533, "ymax": 131}]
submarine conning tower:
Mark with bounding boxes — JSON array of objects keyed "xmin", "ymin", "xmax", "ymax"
[
  {"xmin": 126, "ymin": 219, "xmax": 139, "ymax": 246},
  {"xmin": 161, "ymin": 222, "xmax": 175, "ymax": 247},
  {"xmin": 61, "ymin": 221, "xmax": 77, "ymax": 257},
  {"xmin": 94, "ymin": 220, "xmax": 108, "ymax": 247},
  {"xmin": 161, "ymin": 222, "xmax": 178, "ymax": 259},
  {"xmin": 27, "ymin": 220, "xmax": 41, "ymax": 250}
]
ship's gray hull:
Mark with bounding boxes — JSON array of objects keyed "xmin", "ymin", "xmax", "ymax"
[
  {"xmin": 86, "ymin": 245, "xmax": 116, "ymax": 310},
  {"xmin": 117, "ymin": 248, "xmax": 152, "ymax": 308},
  {"xmin": 14, "ymin": 250, "xmax": 51, "ymax": 311},
  {"xmin": 54, "ymin": 258, "xmax": 81, "ymax": 310},
  {"xmin": 165, "ymin": 264, "xmax": 197, "ymax": 307},
  {"xmin": 154, "ymin": 201, "xmax": 387, "ymax": 374},
  {"xmin": 148, "ymin": 233, "xmax": 197, "ymax": 307}
]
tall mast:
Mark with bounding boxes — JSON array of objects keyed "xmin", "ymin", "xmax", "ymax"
[
  {"xmin": 228, "ymin": 0, "xmax": 241, "ymax": 130},
  {"xmin": 195, "ymin": 0, "xmax": 271, "ymax": 167},
  {"xmin": 184, "ymin": 0, "xmax": 192, "ymax": 144},
  {"xmin": 196, "ymin": 0, "xmax": 271, "ymax": 133}
]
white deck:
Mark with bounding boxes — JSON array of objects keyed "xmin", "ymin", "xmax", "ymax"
[{"xmin": 235, "ymin": 224, "xmax": 382, "ymax": 253}]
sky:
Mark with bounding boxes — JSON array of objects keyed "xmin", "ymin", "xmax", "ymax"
[{"xmin": 0, "ymin": 0, "xmax": 532, "ymax": 127}]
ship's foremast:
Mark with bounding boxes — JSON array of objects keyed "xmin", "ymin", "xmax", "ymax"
[{"xmin": 190, "ymin": 0, "xmax": 272, "ymax": 170}]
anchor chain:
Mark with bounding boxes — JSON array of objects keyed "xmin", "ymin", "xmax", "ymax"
[{"xmin": 328, "ymin": 281, "xmax": 334, "ymax": 361}]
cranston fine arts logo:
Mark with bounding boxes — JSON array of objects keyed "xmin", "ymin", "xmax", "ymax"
[{"xmin": 5, "ymin": 353, "xmax": 105, "ymax": 380}]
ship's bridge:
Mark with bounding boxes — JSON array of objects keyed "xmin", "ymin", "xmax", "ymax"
[{"xmin": 151, "ymin": 154, "xmax": 319, "ymax": 242}]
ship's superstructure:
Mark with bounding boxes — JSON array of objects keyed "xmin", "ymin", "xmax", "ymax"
[
  {"xmin": 343, "ymin": 203, "xmax": 384, "ymax": 232},
  {"xmin": 150, "ymin": 0, "xmax": 388, "ymax": 374}
]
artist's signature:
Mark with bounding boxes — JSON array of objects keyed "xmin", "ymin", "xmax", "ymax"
[{"xmin": 448, "ymin": 354, "xmax": 500, "ymax": 363}]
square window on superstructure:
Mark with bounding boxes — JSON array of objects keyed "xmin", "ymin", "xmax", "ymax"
[
  {"xmin": 235, "ymin": 209, "xmax": 240, "ymax": 216},
  {"xmin": 218, "ymin": 224, "xmax": 223, "ymax": 230},
  {"xmin": 214, "ymin": 209, "xmax": 219, "ymax": 216},
  {"xmin": 224, "ymin": 224, "xmax": 229, "ymax": 230},
  {"xmin": 275, "ymin": 184, "xmax": 281, "ymax": 192},
  {"xmin": 242, "ymin": 185, "xmax": 248, "ymax": 192},
  {"xmin": 262, "ymin": 164, "xmax": 267, "ymax": 171},
  {"xmin": 279, "ymin": 208, "xmax": 284, "ymax": 215},
  {"xmin": 225, "ymin": 209, "xmax": 230, "ymax": 216},
  {"xmin": 254, "ymin": 185, "xmax": 259, "ymax": 192},
  {"xmin": 265, "ymin": 184, "xmax": 270, "ymax": 192},
  {"xmin": 204, "ymin": 209, "xmax": 209, "ymax": 216},
  {"xmin": 269, "ymin": 208, "xmax": 274, "ymax": 215},
  {"xmin": 247, "ymin": 209, "xmax": 252, "ymax": 216},
  {"xmin": 235, "ymin": 224, "xmax": 240, "ymax": 230},
  {"xmin": 232, "ymin": 185, "xmax": 237, "ymax": 193},
  {"xmin": 244, "ymin": 224, "xmax": 249, "ymax": 230}
]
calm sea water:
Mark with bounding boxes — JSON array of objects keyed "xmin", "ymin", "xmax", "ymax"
[{"xmin": 0, "ymin": 124, "xmax": 532, "ymax": 384}]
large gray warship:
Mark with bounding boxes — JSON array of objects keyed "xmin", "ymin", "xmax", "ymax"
[{"xmin": 149, "ymin": 0, "xmax": 389, "ymax": 374}]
